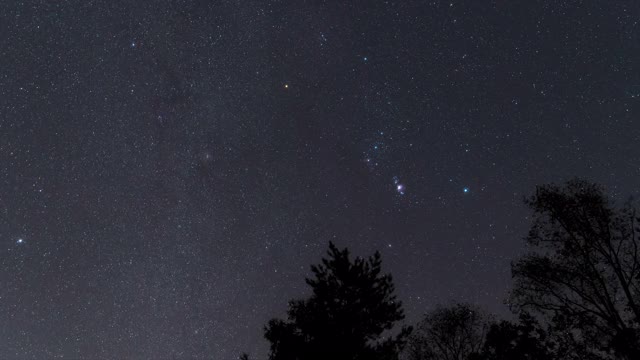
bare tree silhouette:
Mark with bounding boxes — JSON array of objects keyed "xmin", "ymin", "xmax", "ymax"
[
  {"xmin": 406, "ymin": 303, "xmax": 491, "ymax": 360},
  {"xmin": 510, "ymin": 179, "xmax": 640, "ymax": 359}
]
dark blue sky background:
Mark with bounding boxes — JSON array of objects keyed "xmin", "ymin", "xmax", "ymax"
[{"xmin": 1, "ymin": 1, "xmax": 639, "ymax": 358}]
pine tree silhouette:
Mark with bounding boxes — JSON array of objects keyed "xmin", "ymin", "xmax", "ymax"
[{"xmin": 264, "ymin": 242, "xmax": 411, "ymax": 360}]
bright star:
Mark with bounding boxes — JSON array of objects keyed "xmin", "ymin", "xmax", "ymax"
[
  {"xmin": 393, "ymin": 176, "xmax": 405, "ymax": 195},
  {"xmin": 463, "ymin": 187, "xmax": 470, "ymax": 193},
  {"xmin": 16, "ymin": 238, "xmax": 24, "ymax": 244}
]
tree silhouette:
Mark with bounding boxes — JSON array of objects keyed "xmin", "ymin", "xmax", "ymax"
[
  {"xmin": 471, "ymin": 313, "xmax": 556, "ymax": 360},
  {"xmin": 406, "ymin": 303, "xmax": 491, "ymax": 360},
  {"xmin": 510, "ymin": 179, "xmax": 640, "ymax": 359},
  {"xmin": 264, "ymin": 242, "xmax": 411, "ymax": 360}
]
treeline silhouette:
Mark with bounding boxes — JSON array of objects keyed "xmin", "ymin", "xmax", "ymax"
[{"xmin": 242, "ymin": 179, "xmax": 640, "ymax": 360}]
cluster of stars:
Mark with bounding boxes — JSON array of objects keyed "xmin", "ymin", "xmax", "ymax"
[
  {"xmin": 364, "ymin": 143, "xmax": 384, "ymax": 168},
  {"xmin": 393, "ymin": 176, "xmax": 405, "ymax": 195},
  {"xmin": 363, "ymin": 130, "xmax": 414, "ymax": 197},
  {"xmin": 362, "ymin": 128, "xmax": 473, "ymax": 198}
]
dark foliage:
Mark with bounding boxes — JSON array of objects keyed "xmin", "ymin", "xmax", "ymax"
[
  {"xmin": 510, "ymin": 179, "xmax": 640, "ymax": 359},
  {"xmin": 246, "ymin": 179, "xmax": 640, "ymax": 360},
  {"xmin": 470, "ymin": 313, "xmax": 556, "ymax": 360},
  {"xmin": 264, "ymin": 242, "xmax": 411, "ymax": 360},
  {"xmin": 406, "ymin": 303, "xmax": 491, "ymax": 360}
]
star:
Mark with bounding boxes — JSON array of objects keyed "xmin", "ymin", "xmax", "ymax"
[
  {"xmin": 284, "ymin": 84, "xmax": 289, "ymax": 89},
  {"xmin": 16, "ymin": 238, "xmax": 24, "ymax": 244},
  {"xmin": 463, "ymin": 187, "xmax": 470, "ymax": 193}
]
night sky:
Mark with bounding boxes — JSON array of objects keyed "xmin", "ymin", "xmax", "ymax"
[{"xmin": 1, "ymin": 1, "xmax": 639, "ymax": 358}]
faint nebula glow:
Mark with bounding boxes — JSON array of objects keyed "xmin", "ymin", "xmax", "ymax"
[{"xmin": 393, "ymin": 176, "xmax": 405, "ymax": 195}]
